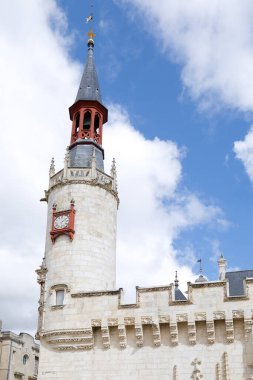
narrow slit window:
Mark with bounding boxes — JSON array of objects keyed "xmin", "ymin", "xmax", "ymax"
[{"xmin": 56, "ymin": 289, "xmax": 64, "ymax": 305}]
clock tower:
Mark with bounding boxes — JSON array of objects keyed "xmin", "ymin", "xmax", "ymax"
[{"xmin": 36, "ymin": 30, "xmax": 118, "ymax": 376}]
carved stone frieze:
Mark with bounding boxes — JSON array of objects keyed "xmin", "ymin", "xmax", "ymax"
[
  {"xmin": 177, "ymin": 313, "xmax": 188, "ymax": 322},
  {"xmin": 141, "ymin": 316, "xmax": 153, "ymax": 325},
  {"xmin": 124, "ymin": 317, "xmax": 135, "ymax": 325},
  {"xmin": 232, "ymin": 310, "xmax": 244, "ymax": 319},
  {"xmin": 43, "ymin": 328, "xmax": 94, "ymax": 350},
  {"xmin": 91, "ymin": 319, "xmax": 101, "ymax": 327},
  {"xmin": 108, "ymin": 318, "xmax": 118, "ymax": 326},
  {"xmin": 195, "ymin": 312, "xmax": 206, "ymax": 321},
  {"xmin": 48, "ymin": 168, "xmax": 119, "ymax": 205},
  {"xmin": 214, "ymin": 311, "xmax": 225, "ymax": 320},
  {"xmin": 159, "ymin": 315, "xmax": 169, "ymax": 324}
]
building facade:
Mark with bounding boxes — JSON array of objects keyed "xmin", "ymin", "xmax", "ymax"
[
  {"xmin": 0, "ymin": 323, "xmax": 39, "ymax": 380},
  {"xmin": 36, "ymin": 31, "xmax": 253, "ymax": 379}
]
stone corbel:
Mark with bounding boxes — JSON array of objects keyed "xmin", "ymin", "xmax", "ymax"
[
  {"xmin": 101, "ymin": 324, "xmax": 110, "ymax": 349},
  {"xmin": 188, "ymin": 322, "xmax": 196, "ymax": 345},
  {"xmin": 206, "ymin": 320, "xmax": 215, "ymax": 344},
  {"xmin": 170, "ymin": 322, "xmax": 178, "ymax": 345},
  {"xmin": 118, "ymin": 324, "xmax": 127, "ymax": 349},
  {"xmin": 244, "ymin": 318, "xmax": 253, "ymax": 341},
  {"xmin": 135, "ymin": 324, "xmax": 144, "ymax": 347},
  {"xmin": 152, "ymin": 321, "xmax": 161, "ymax": 347},
  {"xmin": 225, "ymin": 319, "xmax": 234, "ymax": 343}
]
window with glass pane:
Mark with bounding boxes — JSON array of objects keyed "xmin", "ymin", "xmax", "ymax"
[{"xmin": 56, "ymin": 289, "xmax": 64, "ymax": 305}]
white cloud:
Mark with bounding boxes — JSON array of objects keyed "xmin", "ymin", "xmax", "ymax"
[
  {"xmin": 104, "ymin": 105, "xmax": 225, "ymax": 299},
  {"xmin": 234, "ymin": 126, "xmax": 253, "ymax": 183},
  {"xmin": 0, "ymin": 1, "xmax": 225, "ymax": 332},
  {"xmin": 118, "ymin": 0, "xmax": 253, "ymax": 112}
]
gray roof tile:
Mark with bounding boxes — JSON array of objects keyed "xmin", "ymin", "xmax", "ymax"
[
  {"xmin": 75, "ymin": 44, "xmax": 102, "ymax": 103},
  {"xmin": 226, "ymin": 270, "xmax": 253, "ymax": 296}
]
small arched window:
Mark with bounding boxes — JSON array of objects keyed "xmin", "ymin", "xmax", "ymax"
[
  {"xmin": 83, "ymin": 111, "xmax": 91, "ymax": 130},
  {"xmin": 75, "ymin": 113, "xmax": 80, "ymax": 134},
  {"xmin": 94, "ymin": 114, "xmax": 100, "ymax": 134},
  {"xmin": 23, "ymin": 354, "xmax": 29, "ymax": 365}
]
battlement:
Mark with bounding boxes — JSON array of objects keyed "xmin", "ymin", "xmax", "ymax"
[{"xmin": 39, "ymin": 279, "xmax": 253, "ymax": 351}]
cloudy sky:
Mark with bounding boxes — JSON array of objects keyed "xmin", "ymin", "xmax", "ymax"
[{"xmin": 1, "ymin": 0, "xmax": 253, "ymax": 334}]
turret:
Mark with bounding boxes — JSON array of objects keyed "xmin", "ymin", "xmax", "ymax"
[{"xmin": 218, "ymin": 254, "xmax": 227, "ymax": 281}]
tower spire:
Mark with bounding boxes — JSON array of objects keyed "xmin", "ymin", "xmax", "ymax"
[
  {"xmin": 75, "ymin": 29, "xmax": 102, "ymax": 104},
  {"xmin": 68, "ymin": 24, "xmax": 108, "ymax": 168}
]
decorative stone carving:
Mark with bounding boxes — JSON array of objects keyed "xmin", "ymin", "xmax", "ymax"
[
  {"xmin": 195, "ymin": 312, "xmax": 206, "ymax": 321},
  {"xmin": 170, "ymin": 322, "xmax": 178, "ymax": 345},
  {"xmin": 216, "ymin": 363, "xmax": 221, "ymax": 380},
  {"xmin": 233, "ymin": 310, "xmax": 244, "ymax": 319},
  {"xmin": 108, "ymin": 318, "xmax": 118, "ymax": 326},
  {"xmin": 124, "ymin": 317, "xmax": 135, "ymax": 325},
  {"xmin": 35, "ymin": 258, "xmax": 48, "ymax": 339},
  {"xmin": 206, "ymin": 320, "xmax": 215, "ymax": 344},
  {"xmin": 188, "ymin": 322, "xmax": 197, "ymax": 345},
  {"xmin": 244, "ymin": 318, "xmax": 253, "ymax": 341},
  {"xmin": 191, "ymin": 358, "xmax": 203, "ymax": 379},
  {"xmin": 177, "ymin": 313, "xmax": 188, "ymax": 322},
  {"xmin": 223, "ymin": 352, "xmax": 230, "ymax": 380},
  {"xmin": 159, "ymin": 315, "xmax": 169, "ymax": 324},
  {"xmin": 225, "ymin": 320, "xmax": 234, "ymax": 343},
  {"xmin": 118, "ymin": 324, "xmax": 127, "ymax": 349},
  {"xmin": 152, "ymin": 321, "xmax": 161, "ymax": 347},
  {"xmin": 101, "ymin": 325, "xmax": 110, "ymax": 349},
  {"xmin": 141, "ymin": 316, "xmax": 153, "ymax": 324},
  {"xmin": 214, "ymin": 311, "xmax": 225, "ymax": 320},
  {"xmin": 49, "ymin": 157, "xmax": 55, "ymax": 178},
  {"xmin": 135, "ymin": 324, "xmax": 144, "ymax": 347},
  {"xmin": 91, "ymin": 319, "xmax": 101, "ymax": 327}
]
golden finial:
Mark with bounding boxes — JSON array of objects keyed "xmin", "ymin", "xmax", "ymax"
[{"xmin": 87, "ymin": 29, "xmax": 96, "ymax": 40}]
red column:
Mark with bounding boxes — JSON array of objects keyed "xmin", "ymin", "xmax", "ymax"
[{"xmin": 79, "ymin": 108, "xmax": 85, "ymax": 139}]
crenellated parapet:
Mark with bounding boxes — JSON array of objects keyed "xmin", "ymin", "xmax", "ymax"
[{"xmin": 39, "ymin": 279, "xmax": 253, "ymax": 351}]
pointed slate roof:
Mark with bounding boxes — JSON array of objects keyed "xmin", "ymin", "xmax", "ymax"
[{"xmin": 75, "ymin": 38, "xmax": 102, "ymax": 103}]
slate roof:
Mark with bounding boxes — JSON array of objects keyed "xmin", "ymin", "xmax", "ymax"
[
  {"xmin": 175, "ymin": 287, "xmax": 187, "ymax": 301},
  {"xmin": 75, "ymin": 42, "xmax": 102, "ymax": 103},
  {"xmin": 226, "ymin": 270, "xmax": 253, "ymax": 296}
]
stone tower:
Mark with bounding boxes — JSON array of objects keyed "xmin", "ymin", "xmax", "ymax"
[
  {"xmin": 36, "ymin": 29, "xmax": 253, "ymax": 380},
  {"xmin": 36, "ymin": 31, "xmax": 119, "ymax": 378}
]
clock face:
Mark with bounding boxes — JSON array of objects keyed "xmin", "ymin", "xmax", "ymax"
[{"xmin": 54, "ymin": 215, "xmax": 69, "ymax": 230}]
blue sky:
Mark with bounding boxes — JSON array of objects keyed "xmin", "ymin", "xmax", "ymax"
[
  {"xmin": 1, "ymin": 0, "xmax": 253, "ymax": 332},
  {"xmin": 59, "ymin": 0, "xmax": 253, "ymax": 275}
]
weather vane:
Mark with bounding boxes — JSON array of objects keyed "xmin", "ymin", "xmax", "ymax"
[
  {"xmin": 86, "ymin": 2, "xmax": 95, "ymax": 42},
  {"xmin": 86, "ymin": 2, "xmax": 94, "ymax": 24}
]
